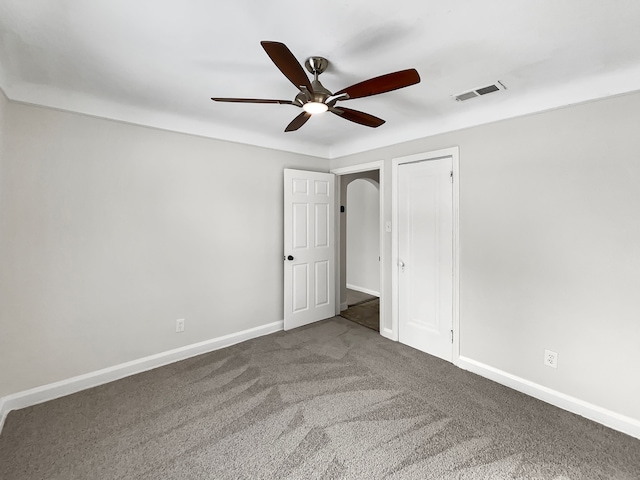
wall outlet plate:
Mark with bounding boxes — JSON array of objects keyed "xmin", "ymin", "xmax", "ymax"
[
  {"xmin": 544, "ymin": 349, "xmax": 558, "ymax": 368},
  {"xmin": 176, "ymin": 318, "xmax": 185, "ymax": 333}
]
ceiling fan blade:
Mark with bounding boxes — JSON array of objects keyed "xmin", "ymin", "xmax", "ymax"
[
  {"xmin": 331, "ymin": 107, "xmax": 385, "ymax": 128},
  {"xmin": 335, "ymin": 69, "xmax": 420, "ymax": 100},
  {"xmin": 211, "ymin": 97, "xmax": 295, "ymax": 105},
  {"xmin": 261, "ymin": 41, "xmax": 313, "ymax": 92},
  {"xmin": 285, "ymin": 111, "xmax": 312, "ymax": 132}
]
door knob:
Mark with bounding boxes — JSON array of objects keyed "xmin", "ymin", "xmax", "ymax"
[
  {"xmin": 287, "ymin": 255, "xmax": 294, "ymax": 261},
  {"xmin": 398, "ymin": 260, "xmax": 405, "ymax": 272}
]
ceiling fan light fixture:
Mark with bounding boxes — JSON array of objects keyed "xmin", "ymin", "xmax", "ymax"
[
  {"xmin": 213, "ymin": 41, "xmax": 421, "ymax": 131},
  {"xmin": 302, "ymin": 102, "xmax": 328, "ymax": 114}
]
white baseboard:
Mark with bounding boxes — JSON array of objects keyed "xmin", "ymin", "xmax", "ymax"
[
  {"xmin": 0, "ymin": 397, "xmax": 6, "ymax": 435},
  {"xmin": 340, "ymin": 301, "xmax": 349, "ymax": 312},
  {"xmin": 346, "ymin": 284, "xmax": 380, "ymax": 297},
  {"xmin": 0, "ymin": 320, "xmax": 283, "ymax": 435},
  {"xmin": 458, "ymin": 355, "xmax": 640, "ymax": 440},
  {"xmin": 380, "ymin": 327, "xmax": 396, "ymax": 341}
]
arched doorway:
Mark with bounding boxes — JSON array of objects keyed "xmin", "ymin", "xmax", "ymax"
[{"xmin": 341, "ymin": 174, "xmax": 380, "ymax": 331}]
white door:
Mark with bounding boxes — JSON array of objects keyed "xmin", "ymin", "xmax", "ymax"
[
  {"xmin": 397, "ymin": 158, "xmax": 453, "ymax": 361},
  {"xmin": 284, "ymin": 169, "xmax": 336, "ymax": 330}
]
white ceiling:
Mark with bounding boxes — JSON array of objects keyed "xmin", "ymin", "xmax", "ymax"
[{"xmin": 1, "ymin": 0, "xmax": 639, "ymax": 158}]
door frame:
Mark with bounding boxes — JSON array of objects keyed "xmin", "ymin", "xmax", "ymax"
[
  {"xmin": 330, "ymin": 161, "xmax": 385, "ymax": 336},
  {"xmin": 392, "ymin": 147, "xmax": 460, "ymax": 364}
]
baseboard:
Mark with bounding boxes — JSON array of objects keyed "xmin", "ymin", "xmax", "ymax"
[
  {"xmin": 340, "ymin": 301, "xmax": 348, "ymax": 312},
  {"xmin": 346, "ymin": 284, "xmax": 380, "ymax": 297},
  {"xmin": 0, "ymin": 397, "xmax": 6, "ymax": 436},
  {"xmin": 0, "ymin": 320, "xmax": 284, "ymax": 435},
  {"xmin": 380, "ymin": 327, "xmax": 396, "ymax": 341},
  {"xmin": 458, "ymin": 355, "xmax": 640, "ymax": 440}
]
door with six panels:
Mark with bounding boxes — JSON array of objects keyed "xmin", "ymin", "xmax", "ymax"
[{"xmin": 283, "ymin": 169, "xmax": 336, "ymax": 330}]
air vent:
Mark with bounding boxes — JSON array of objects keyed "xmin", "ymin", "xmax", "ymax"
[
  {"xmin": 454, "ymin": 81, "xmax": 506, "ymax": 102},
  {"xmin": 455, "ymin": 91, "xmax": 478, "ymax": 101}
]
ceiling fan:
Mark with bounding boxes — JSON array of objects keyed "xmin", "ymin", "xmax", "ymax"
[{"xmin": 211, "ymin": 41, "xmax": 421, "ymax": 132}]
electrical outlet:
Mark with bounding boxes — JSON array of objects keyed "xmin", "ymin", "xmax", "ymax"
[
  {"xmin": 176, "ymin": 318, "xmax": 185, "ymax": 333},
  {"xmin": 544, "ymin": 349, "xmax": 557, "ymax": 368}
]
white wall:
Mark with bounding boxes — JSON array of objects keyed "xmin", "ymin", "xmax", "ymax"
[
  {"xmin": 0, "ymin": 100, "xmax": 328, "ymax": 398},
  {"xmin": 330, "ymin": 91, "xmax": 640, "ymax": 424},
  {"xmin": 346, "ymin": 179, "xmax": 380, "ymax": 295}
]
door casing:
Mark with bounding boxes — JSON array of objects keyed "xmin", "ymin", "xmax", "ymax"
[{"xmin": 331, "ymin": 161, "xmax": 385, "ymax": 334}]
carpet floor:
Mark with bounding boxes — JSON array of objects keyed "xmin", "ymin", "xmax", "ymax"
[{"xmin": 1, "ymin": 317, "xmax": 639, "ymax": 479}]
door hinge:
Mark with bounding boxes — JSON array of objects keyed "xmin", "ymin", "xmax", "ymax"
[
  {"xmin": 451, "ymin": 329, "xmax": 454, "ymax": 343},
  {"xmin": 450, "ymin": 171, "xmax": 453, "ymax": 183}
]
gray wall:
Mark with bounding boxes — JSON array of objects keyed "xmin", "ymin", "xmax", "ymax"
[
  {"xmin": 0, "ymin": 89, "xmax": 5, "ymax": 204},
  {"xmin": 346, "ymin": 179, "xmax": 380, "ymax": 295},
  {"xmin": 0, "ymin": 100, "xmax": 328, "ymax": 397},
  {"xmin": 330, "ymin": 91, "xmax": 640, "ymax": 422}
]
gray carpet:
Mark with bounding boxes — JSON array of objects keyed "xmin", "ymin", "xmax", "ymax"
[{"xmin": 1, "ymin": 317, "xmax": 639, "ymax": 479}]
